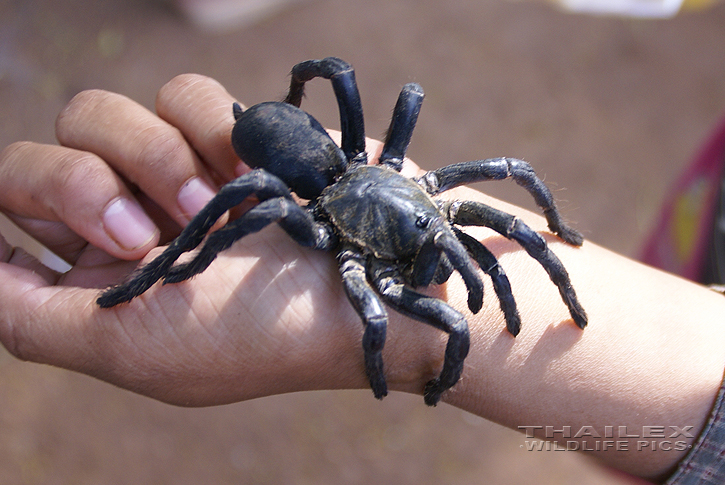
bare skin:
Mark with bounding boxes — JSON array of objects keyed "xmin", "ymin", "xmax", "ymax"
[{"xmin": 0, "ymin": 74, "xmax": 723, "ymax": 481}]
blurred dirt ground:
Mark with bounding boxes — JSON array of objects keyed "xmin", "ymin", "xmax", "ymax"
[{"xmin": 1, "ymin": 0, "xmax": 725, "ymax": 483}]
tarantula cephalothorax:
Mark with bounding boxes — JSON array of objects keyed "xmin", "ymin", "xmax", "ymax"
[{"xmin": 98, "ymin": 57, "xmax": 587, "ymax": 406}]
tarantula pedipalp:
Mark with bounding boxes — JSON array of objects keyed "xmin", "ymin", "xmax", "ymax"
[{"xmin": 97, "ymin": 57, "xmax": 587, "ymax": 406}]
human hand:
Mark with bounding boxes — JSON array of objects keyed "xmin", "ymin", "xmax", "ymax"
[
  {"xmin": 4, "ymin": 73, "xmax": 725, "ymax": 480},
  {"xmin": 0, "ymin": 75, "xmax": 442, "ymax": 406}
]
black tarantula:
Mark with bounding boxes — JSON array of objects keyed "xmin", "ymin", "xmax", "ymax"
[{"xmin": 98, "ymin": 57, "xmax": 587, "ymax": 406}]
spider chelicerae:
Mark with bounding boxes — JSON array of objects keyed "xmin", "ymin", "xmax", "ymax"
[{"xmin": 98, "ymin": 57, "xmax": 587, "ymax": 406}]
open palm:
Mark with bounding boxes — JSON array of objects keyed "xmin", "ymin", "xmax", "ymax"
[{"xmin": 0, "ymin": 75, "xmax": 416, "ymax": 406}]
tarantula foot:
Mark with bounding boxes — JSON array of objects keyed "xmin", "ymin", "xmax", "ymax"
[
  {"xmin": 557, "ymin": 225, "xmax": 584, "ymax": 247},
  {"xmin": 365, "ymin": 355, "xmax": 388, "ymax": 400},
  {"xmin": 423, "ymin": 378, "xmax": 445, "ymax": 407},
  {"xmin": 568, "ymin": 296, "xmax": 588, "ymax": 329},
  {"xmin": 371, "ymin": 380, "xmax": 388, "ymax": 400},
  {"xmin": 163, "ymin": 262, "xmax": 203, "ymax": 285},
  {"xmin": 96, "ymin": 286, "xmax": 131, "ymax": 308},
  {"xmin": 367, "ymin": 357, "xmax": 389, "ymax": 400}
]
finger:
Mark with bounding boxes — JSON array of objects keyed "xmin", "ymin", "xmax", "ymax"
[
  {"xmin": 155, "ymin": 76, "xmax": 420, "ymax": 183},
  {"xmin": 0, "ymin": 230, "xmax": 59, "ymax": 285},
  {"xmin": 0, "ymin": 269, "xmax": 106, "ymax": 379},
  {"xmin": 155, "ymin": 74, "xmax": 243, "ymax": 182},
  {"xmin": 0, "ymin": 142, "xmax": 159, "ymax": 261},
  {"xmin": 55, "ymin": 89, "xmax": 218, "ymax": 227}
]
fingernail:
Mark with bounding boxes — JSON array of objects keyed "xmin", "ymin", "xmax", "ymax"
[
  {"xmin": 103, "ymin": 198, "xmax": 158, "ymax": 251},
  {"xmin": 177, "ymin": 177, "xmax": 216, "ymax": 220}
]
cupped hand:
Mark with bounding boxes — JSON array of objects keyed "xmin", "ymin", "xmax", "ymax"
[{"xmin": 0, "ymin": 75, "xmax": 438, "ymax": 406}]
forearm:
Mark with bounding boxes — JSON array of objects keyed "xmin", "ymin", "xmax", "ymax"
[{"xmin": 384, "ymin": 188, "xmax": 725, "ymax": 480}]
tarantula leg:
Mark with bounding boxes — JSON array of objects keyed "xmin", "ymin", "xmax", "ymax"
[
  {"xmin": 284, "ymin": 57, "xmax": 366, "ymax": 163},
  {"xmin": 408, "ymin": 232, "xmax": 442, "ymax": 288},
  {"xmin": 164, "ymin": 198, "xmax": 336, "ymax": 284},
  {"xmin": 408, "ymin": 240, "xmax": 454, "ymax": 288},
  {"xmin": 432, "ymin": 256, "xmax": 455, "ymax": 285},
  {"xmin": 434, "ymin": 230, "xmax": 484, "ymax": 314},
  {"xmin": 96, "ymin": 169, "xmax": 293, "ymax": 308},
  {"xmin": 449, "ymin": 201, "xmax": 587, "ymax": 329},
  {"xmin": 409, "ymin": 228, "xmax": 483, "ymax": 313},
  {"xmin": 368, "ymin": 259, "xmax": 470, "ymax": 407},
  {"xmin": 338, "ymin": 247, "xmax": 389, "ymax": 400},
  {"xmin": 380, "ymin": 83, "xmax": 425, "ymax": 171},
  {"xmin": 453, "ymin": 228, "xmax": 521, "ymax": 336},
  {"xmin": 418, "ymin": 158, "xmax": 583, "ymax": 246}
]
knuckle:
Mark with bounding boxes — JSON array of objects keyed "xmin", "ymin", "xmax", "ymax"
[
  {"xmin": 134, "ymin": 125, "xmax": 187, "ymax": 174},
  {"xmin": 1, "ymin": 306, "xmax": 35, "ymax": 363},
  {"xmin": 156, "ymin": 74, "xmax": 228, "ymax": 116},
  {"xmin": 49, "ymin": 152, "xmax": 114, "ymax": 213},
  {"xmin": 2, "ymin": 325, "xmax": 26, "ymax": 362},
  {"xmin": 0, "ymin": 306, "xmax": 14, "ymax": 360},
  {"xmin": 0, "ymin": 141, "xmax": 33, "ymax": 167},
  {"xmin": 157, "ymin": 73, "xmax": 212, "ymax": 102},
  {"xmin": 128, "ymin": 126, "xmax": 199, "ymax": 195},
  {"xmin": 56, "ymin": 89, "xmax": 109, "ymax": 131}
]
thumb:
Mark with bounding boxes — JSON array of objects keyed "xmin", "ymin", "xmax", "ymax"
[
  {"xmin": 0, "ymin": 252, "xmax": 242, "ymax": 406},
  {"xmin": 0, "ymin": 251, "xmax": 103, "ymax": 374}
]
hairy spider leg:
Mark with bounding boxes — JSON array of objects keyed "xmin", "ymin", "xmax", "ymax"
[
  {"xmin": 368, "ymin": 258, "xmax": 470, "ymax": 407},
  {"xmin": 379, "ymin": 83, "xmax": 425, "ymax": 171},
  {"xmin": 408, "ymin": 230, "xmax": 443, "ymax": 288},
  {"xmin": 431, "ymin": 256, "xmax": 455, "ymax": 285},
  {"xmin": 453, "ymin": 228, "xmax": 522, "ymax": 336},
  {"xmin": 418, "ymin": 158, "xmax": 584, "ymax": 246},
  {"xmin": 163, "ymin": 197, "xmax": 336, "ymax": 284},
  {"xmin": 449, "ymin": 201, "xmax": 588, "ymax": 329},
  {"xmin": 97, "ymin": 170, "xmax": 296, "ymax": 308},
  {"xmin": 406, "ymin": 224, "xmax": 483, "ymax": 314},
  {"xmin": 337, "ymin": 246, "xmax": 389, "ymax": 400},
  {"xmin": 283, "ymin": 57, "xmax": 366, "ymax": 163},
  {"xmin": 432, "ymin": 230, "xmax": 484, "ymax": 314}
]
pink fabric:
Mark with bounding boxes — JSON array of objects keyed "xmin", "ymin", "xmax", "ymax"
[{"xmin": 641, "ymin": 114, "xmax": 725, "ymax": 281}]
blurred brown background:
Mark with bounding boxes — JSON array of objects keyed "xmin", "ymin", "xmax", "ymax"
[{"xmin": 1, "ymin": 0, "xmax": 725, "ymax": 483}]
